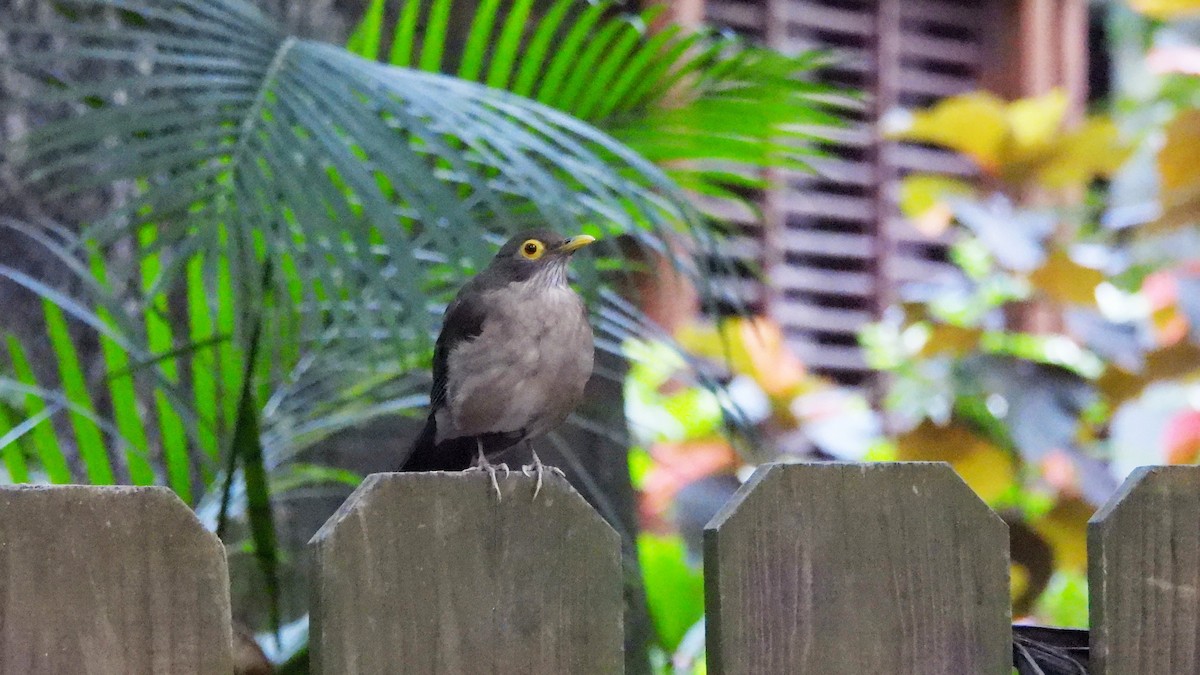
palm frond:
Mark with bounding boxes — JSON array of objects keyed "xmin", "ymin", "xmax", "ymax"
[
  {"xmin": 350, "ymin": 0, "xmax": 848, "ymax": 197},
  {"xmin": 5, "ymin": 0, "xmax": 704, "ymax": 350}
]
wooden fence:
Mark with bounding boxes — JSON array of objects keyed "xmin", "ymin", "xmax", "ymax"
[{"xmin": 0, "ymin": 462, "xmax": 1196, "ymax": 674}]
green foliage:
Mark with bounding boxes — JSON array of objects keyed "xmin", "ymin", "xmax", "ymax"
[
  {"xmin": 348, "ymin": 0, "xmax": 846, "ymax": 202},
  {"xmin": 1, "ymin": 0, "xmax": 842, "ymax": 661},
  {"xmin": 638, "ymin": 533, "xmax": 704, "ymax": 653},
  {"xmin": 869, "ymin": 77, "xmax": 1200, "ymax": 623}
]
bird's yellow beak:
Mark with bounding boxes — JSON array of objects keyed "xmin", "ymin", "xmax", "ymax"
[{"xmin": 559, "ymin": 234, "xmax": 597, "ymax": 253}]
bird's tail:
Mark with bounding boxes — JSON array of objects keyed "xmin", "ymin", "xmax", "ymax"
[
  {"xmin": 398, "ymin": 416, "xmax": 523, "ymax": 472},
  {"xmin": 397, "ymin": 415, "xmax": 479, "ymax": 472},
  {"xmin": 395, "ymin": 414, "xmax": 439, "ymax": 471}
]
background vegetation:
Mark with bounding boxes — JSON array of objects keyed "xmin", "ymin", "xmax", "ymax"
[{"xmin": 1, "ymin": 0, "xmax": 1199, "ymax": 672}]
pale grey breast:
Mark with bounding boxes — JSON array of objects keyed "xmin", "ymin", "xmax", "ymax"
[{"xmin": 435, "ymin": 280, "xmax": 594, "ymax": 444}]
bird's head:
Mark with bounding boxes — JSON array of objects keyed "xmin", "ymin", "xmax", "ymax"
[{"xmin": 487, "ymin": 229, "xmax": 596, "ymax": 287}]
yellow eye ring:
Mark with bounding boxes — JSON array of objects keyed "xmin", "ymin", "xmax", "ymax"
[{"xmin": 520, "ymin": 239, "xmax": 545, "ymax": 260}]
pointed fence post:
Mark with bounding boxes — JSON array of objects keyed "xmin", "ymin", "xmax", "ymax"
[
  {"xmin": 0, "ymin": 485, "xmax": 233, "ymax": 674},
  {"xmin": 704, "ymin": 462, "xmax": 1011, "ymax": 674},
  {"xmin": 1090, "ymin": 465, "xmax": 1200, "ymax": 674},
  {"xmin": 310, "ymin": 472, "xmax": 624, "ymax": 675}
]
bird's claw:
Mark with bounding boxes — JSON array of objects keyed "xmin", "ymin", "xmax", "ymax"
[
  {"xmin": 521, "ymin": 451, "xmax": 565, "ymax": 500},
  {"xmin": 466, "ymin": 444, "xmax": 506, "ymax": 501}
]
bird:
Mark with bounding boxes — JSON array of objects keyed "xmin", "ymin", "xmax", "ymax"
[{"xmin": 398, "ymin": 228, "xmax": 597, "ymax": 500}]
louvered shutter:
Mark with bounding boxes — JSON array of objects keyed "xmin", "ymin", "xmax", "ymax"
[{"xmin": 703, "ymin": 0, "xmax": 987, "ymax": 387}]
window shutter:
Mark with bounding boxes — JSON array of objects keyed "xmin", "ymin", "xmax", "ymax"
[{"xmin": 702, "ymin": 0, "xmax": 990, "ymax": 387}]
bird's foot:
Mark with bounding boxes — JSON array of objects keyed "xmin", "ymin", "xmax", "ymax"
[
  {"xmin": 465, "ymin": 459, "xmax": 508, "ymax": 501},
  {"xmin": 521, "ymin": 450, "xmax": 565, "ymax": 500}
]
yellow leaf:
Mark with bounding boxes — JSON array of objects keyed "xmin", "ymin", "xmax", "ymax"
[
  {"xmin": 887, "ymin": 92, "xmax": 1009, "ymax": 171},
  {"xmin": 1099, "ymin": 341, "xmax": 1200, "ymax": 406},
  {"xmin": 1153, "ymin": 112, "xmax": 1200, "ymax": 232},
  {"xmin": 1028, "ymin": 250, "xmax": 1104, "ymax": 306},
  {"xmin": 898, "ymin": 174, "xmax": 974, "ymax": 236},
  {"xmin": 1129, "ymin": 0, "xmax": 1200, "ymax": 18},
  {"xmin": 1037, "ymin": 117, "xmax": 1132, "ymax": 188},
  {"xmin": 1160, "ymin": 109, "xmax": 1200, "ymax": 192},
  {"xmin": 918, "ymin": 323, "xmax": 983, "ymax": 357},
  {"xmin": 1097, "ymin": 366, "xmax": 1147, "ymax": 408},
  {"xmin": 892, "ymin": 89, "xmax": 1130, "ymax": 189},
  {"xmin": 895, "ymin": 421, "xmax": 1015, "ymax": 503},
  {"xmin": 1032, "ymin": 497, "xmax": 1094, "ymax": 574},
  {"xmin": 675, "ymin": 316, "xmax": 807, "ymax": 397},
  {"xmin": 1143, "ymin": 340, "xmax": 1200, "ymax": 382},
  {"xmin": 1007, "ymin": 89, "xmax": 1070, "ymax": 154}
]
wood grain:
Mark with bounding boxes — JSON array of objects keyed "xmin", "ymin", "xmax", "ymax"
[
  {"xmin": 1090, "ymin": 465, "xmax": 1200, "ymax": 675},
  {"xmin": 704, "ymin": 462, "xmax": 1011, "ymax": 675},
  {"xmin": 0, "ymin": 485, "xmax": 233, "ymax": 674},
  {"xmin": 310, "ymin": 472, "xmax": 623, "ymax": 675}
]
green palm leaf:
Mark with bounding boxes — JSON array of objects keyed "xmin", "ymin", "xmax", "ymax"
[
  {"xmin": 7, "ymin": 0, "xmax": 704, "ymax": 347},
  {"xmin": 1, "ymin": 0, "xmax": 727, "ymax": 640},
  {"xmin": 349, "ymin": 0, "xmax": 847, "ymax": 197}
]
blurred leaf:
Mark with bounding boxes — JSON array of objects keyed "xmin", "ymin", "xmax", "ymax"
[
  {"xmin": 1032, "ymin": 497, "xmax": 1093, "ymax": 575},
  {"xmin": 1007, "ymin": 90, "xmax": 1070, "ymax": 154},
  {"xmin": 953, "ymin": 196, "xmax": 1052, "ymax": 272},
  {"xmin": 3, "ymin": 337, "xmax": 70, "ymax": 483},
  {"xmin": 895, "ymin": 420, "xmax": 1016, "ymax": 503},
  {"xmin": 1096, "ymin": 365, "xmax": 1147, "ymax": 408},
  {"xmin": 641, "ymin": 440, "xmax": 737, "ymax": 528},
  {"xmin": 1177, "ymin": 276, "xmax": 1200, "ymax": 339},
  {"xmin": 1130, "ymin": 0, "xmax": 1200, "ymax": 18},
  {"xmin": 661, "ymin": 389, "xmax": 725, "ymax": 439},
  {"xmin": 918, "ymin": 323, "xmax": 983, "ymax": 358},
  {"xmin": 1004, "ymin": 511, "xmax": 1054, "ymax": 616},
  {"xmin": 1028, "ymin": 250, "xmax": 1104, "ymax": 306},
  {"xmin": 676, "ymin": 317, "xmax": 807, "ymax": 397},
  {"xmin": 887, "ymin": 92, "xmax": 1009, "ymax": 171},
  {"xmin": 1033, "ymin": 570, "xmax": 1089, "ymax": 628},
  {"xmin": 957, "ymin": 356, "xmax": 1096, "ymax": 462},
  {"xmin": 269, "ymin": 463, "xmax": 362, "ymax": 493},
  {"xmin": 1164, "ymin": 409, "xmax": 1200, "ymax": 463},
  {"xmin": 1037, "ymin": 117, "xmax": 1132, "ymax": 188},
  {"xmin": 0, "ymin": 403, "xmax": 30, "ymax": 482},
  {"xmin": 1144, "ymin": 339, "xmax": 1200, "ymax": 381},
  {"xmin": 889, "ymin": 89, "xmax": 1129, "ymax": 188},
  {"xmin": 1156, "ymin": 109, "xmax": 1200, "ymax": 232},
  {"xmin": 638, "ymin": 533, "xmax": 704, "ymax": 652},
  {"xmin": 1064, "ymin": 310, "xmax": 1144, "ymax": 372},
  {"xmin": 897, "ymin": 174, "xmax": 974, "ymax": 237},
  {"xmin": 42, "ymin": 301, "xmax": 114, "ymax": 484},
  {"xmin": 1097, "ymin": 340, "xmax": 1200, "ymax": 407},
  {"xmin": 1160, "ymin": 111, "xmax": 1200, "ymax": 191},
  {"xmin": 1039, "ymin": 446, "xmax": 1118, "ymax": 507}
]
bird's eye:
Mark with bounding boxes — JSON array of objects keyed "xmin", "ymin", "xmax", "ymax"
[{"xmin": 520, "ymin": 239, "xmax": 545, "ymax": 260}]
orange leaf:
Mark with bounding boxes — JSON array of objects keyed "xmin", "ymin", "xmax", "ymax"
[
  {"xmin": 1164, "ymin": 410, "xmax": 1200, "ymax": 464},
  {"xmin": 1028, "ymin": 250, "xmax": 1104, "ymax": 306},
  {"xmin": 1160, "ymin": 110, "xmax": 1200, "ymax": 191},
  {"xmin": 1157, "ymin": 110, "xmax": 1200, "ymax": 232},
  {"xmin": 918, "ymin": 324, "xmax": 983, "ymax": 357}
]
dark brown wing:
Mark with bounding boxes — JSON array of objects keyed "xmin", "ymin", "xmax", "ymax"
[{"xmin": 429, "ymin": 277, "xmax": 491, "ymax": 410}]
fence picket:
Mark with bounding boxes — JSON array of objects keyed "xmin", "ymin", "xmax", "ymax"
[
  {"xmin": 704, "ymin": 462, "xmax": 1011, "ymax": 674},
  {"xmin": 1090, "ymin": 465, "xmax": 1200, "ymax": 674},
  {"xmin": 0, "ymin": 485, "xmax": 232, "ymax": 674},
  {"xmin": 309, "ymin": 472, "xmax": 624, "ymax": 674}
]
